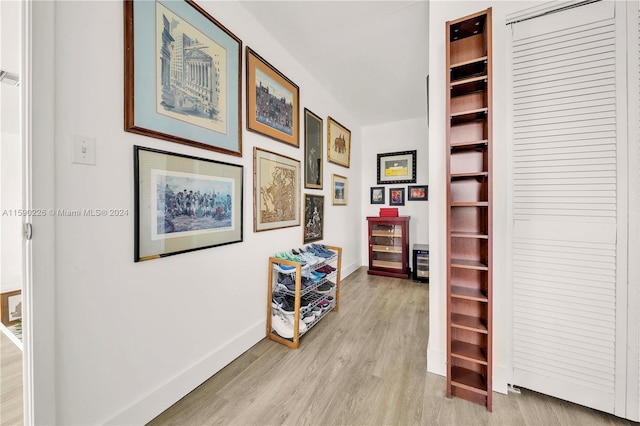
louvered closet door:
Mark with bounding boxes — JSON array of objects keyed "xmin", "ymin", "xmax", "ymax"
[{"xmin": 510, "ymin": 1, "xmax": 627, "ymax": 414}]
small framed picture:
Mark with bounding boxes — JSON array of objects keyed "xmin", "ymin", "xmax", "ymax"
[
  {"xmin": 370, "ymin": 187, "xmax": 385, "ymax": 204},
  {"xmin": 332, "ymin": 174, "xmax": 348, "ymax": 206},
  {"xmin": 408, "ymin": 185, "xmax": 428, "ymax": 201},
  {"xmin": 303, "ymin": 194, "xmax": 324, "ymax": 244},
  {"xmin": 1, "ymin": 290, "xmax": 22, "ymax": 326},
  {"xmin": 389, "ymin": 187, "xmax": 405, "ymax": 206}
]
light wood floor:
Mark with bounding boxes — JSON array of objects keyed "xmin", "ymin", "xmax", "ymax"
[
  {"xmin": 1, "ymin": 330, "xmax": 23, "ymax": 426},
  {"xmin": 150, "ymin": 267, "xmax": 635, "ymax": 425}
]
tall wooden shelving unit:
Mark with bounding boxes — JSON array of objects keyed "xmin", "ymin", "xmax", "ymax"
[{"xmin": 445, "ymin": 8, "xmax": 493, "ymax": 411}]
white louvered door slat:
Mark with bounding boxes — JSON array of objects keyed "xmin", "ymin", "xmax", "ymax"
[{"xmin": 510, "ymin": 0, "xmax": 625, "ymax": 414}]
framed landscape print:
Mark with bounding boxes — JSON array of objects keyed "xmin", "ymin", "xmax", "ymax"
[
  {"xmin": 332, "ymin": 174, "xmax": 348, "ymax": 206},
  {"xmin": 377, "ymin": 150, "xmax": 417, "ymax": 184},
  {"xmin": 303, "ymin": 194, "xmax": 324, "ymax": 244},
  {"xmin": 370, "ymin": 187, "xmax": 385, "ymax": 204},
  {"xmin": 246, "ymin": 47, "xmax": 300, "ymax": 147},
  {"xmin": 124, "ymin": 0, "xmax": 243, "ymax": 156},
  {"xmin": 408, "ymin": 185, "xmax": 428, "ymax": 201},
  {"xmin": 327, "ymin": 117, "xmax": 351, "ymax": 168},
  {"xmin": 1, "ymin": 290, "xmax": 21, "ymax": 327},
  {"xmin": 134, "ymin": 146, "xmax": 243, "ymax": 261},
  {"xmin": 389, "ymin": 188, "xmax": 405, "ymax": 206},
  {"xmin": 254, "ymin": 147, "xmax": 301, "ymax": 231},
  {"xmin": 304, "ymin": 108, "xmax": 323, "ymax": 189}
]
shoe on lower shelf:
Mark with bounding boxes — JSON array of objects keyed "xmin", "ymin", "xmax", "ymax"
[
  {"xmin": 315, "ymin": 282, "xmax": 332, "ymax": 294},
  {"xmin": 271, "ymin": 311, "xmax": 294, "ymax": 339}
]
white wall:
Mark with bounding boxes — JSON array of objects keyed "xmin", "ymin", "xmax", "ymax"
[
  {"xmin": 361, "ymin": 117, "xmax": 429, "ymax": 269},
  {"xmin": 427, "ymin": 0, "xmax": 541, "ymax": 393},
  {"xmin": 31, "ymin": 1, "xmax": 362, "ymax": 424}
]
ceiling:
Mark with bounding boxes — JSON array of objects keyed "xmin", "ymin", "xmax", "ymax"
[{"xmin": 240, "ymin": 1, "xmax": 429, "ymax": 127}]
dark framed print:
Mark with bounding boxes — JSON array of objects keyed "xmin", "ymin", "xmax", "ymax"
[
  {"xmin": 327, "ymin": 117, "xmax": 351, "ymax": 168},
  {"xmin": 246, "ymin": 47, "xmax": 300, "ymax": 147},
  {"xmin": 1, "ymin": 290, "xmax": 21, "ymax": 327},
  {"xmin": 303, "ymin": 194, "xmax": 324, "ymax": 244},
  {"xmin": 408, "ymin": 185, "xmax": 428, "ymax": 201},
  {"xmin": 389, "ymin": 187, "xmax": 405, "ymax": 206},
  {"xmin": 254, "ymin": 147, "xmax": 301, "ymax": 232},
  {"xmin": 124, "ymin": 0, "xmax": 243, "ymax": 156},
  {"xmin": 304, "ymin": 109, "xmax": 323, "ymax": 189},
  {"xmin": 377, "ymin": 150, "xmax": 417, "ymax": 184},
  {"xmin": 370, "ymin": 187, "xmax": 385, "ymax": 204},
  {"xmin": 134, "ymin": 146, "xmax": 243, "ymax": 262},
  {"xmin": 332, "ymin": 174, "xmax": 348, "ymax": 206}
]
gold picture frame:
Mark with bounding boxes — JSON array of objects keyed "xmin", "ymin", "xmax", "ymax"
[
  {"xmin": 253, "ymin": 147, "xmax": 301, "ymax": 231},
  {"xmin": 332, "ymin": 174, "xmax": 348, "ymax": 206},
  {"xmin": 246, "ymin": 47, "xmax": 300, "ymax": 147},
  {"xmin": 327, "ymin": 116, "xmax": 351, "ymax": 168}
]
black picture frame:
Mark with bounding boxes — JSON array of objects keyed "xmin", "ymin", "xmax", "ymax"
[
  {"xmin": 377, "ymin": 150, "xmax": 417, "ymax": 184},
  {"xmin": 370, "ymin": 187, "xmax": 385, "ymax": 204},
  {"xmin": 304, "ymin": 108, "xmax": 323, "ymax": 189},
  {"xmin": 134, "ymin": 145, "xmax": 243, "ymax": 261},
  {"xmin": 389, "ymin": 187, "xmax": 405, "ymax": 206},
  {"xmin": 303, "ymin": 194, "xmax": 324, "ymax": 244},
  {"xmin": 408, "ymin": 185, "xmax": 428, "ymax": 201}
]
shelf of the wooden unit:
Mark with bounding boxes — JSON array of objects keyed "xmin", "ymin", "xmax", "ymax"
[
  {"xmin": 451, "ymin": 201, "xmax": 488, "ymax": 207},
  {"xmin": 451, "ymin": 286, "xmax": 488, "ymax": 302},
  {"xmin": 450, "ymin": 172, "xmax": 488, "ymax": 180},
  {"xmin": 451, "ymin": 340, "xmax": 488, "ymax": 365},
  {"xmin": 450, "ymin": 258, "xmax": 489, "ymax": 271},
  {"xmin": 372, "ymin": 260, "xmax": 402, "ymax": 269},
  {"xmin": 372, "ymin": 245, "xmax": 402, "ymax": 254},
  {"xmin": 450, "ymin": 139, "xmax": 488, "ymax": 150},
  {"xmin": 451, "ymin": 313, "xmax": 488, "ymax": 334},
  {"xmin": 451, "ymin": 231, "xmax": 489, "ymax": 239},
  {"xmin": 371, "ymin": 231, "xmax": 403, "ymax": 237},
  {"xmin": 450, "ymin": 74, "xmax": 487, "ymax": 87},
  {"xmin": 451, "ymin": 366, "xmax": 488, "ymax": 395},
  {"xmin": 450, "ymin": 56, "xmax": 488, "ymax": 70},
  {"xmin": 450, "ymin": 108, "xmax": 488, "ymax": 124}
]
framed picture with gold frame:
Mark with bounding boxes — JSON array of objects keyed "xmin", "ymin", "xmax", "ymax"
[
  {"xmin": 253, "ymin": 147, "xmax": 301, "ymax": 231},
  {"xmin": 327, "ymin": 117, "xmax": 351, "ymax": 168},
  {"xmin": 246, "ymin": 47, "xmax": 300, "ymax": 147},
  {"xmin": 124, "ymin": 0, "xmax": 243, "ymax": 156},
  {"xmin": 332, "ymin": 174, "xmax": 348, "ymax": 206}
]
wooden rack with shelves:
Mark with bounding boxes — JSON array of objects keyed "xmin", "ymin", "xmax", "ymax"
[
  {"xmin": 266, "ymin": 245, "xmax": 342, "ymax": 349},
  {"xmin": 446, "ymin": 7, "xmax": 493, "ymax": 411}
]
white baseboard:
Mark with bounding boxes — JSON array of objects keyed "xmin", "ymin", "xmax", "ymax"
[
  {"xmin": 341, "ymin": 260, "xmax": 361, "ymax": 279},
  {"xmin": 104, "ymin": 320, "xmax": 265, "ymax": 425}
]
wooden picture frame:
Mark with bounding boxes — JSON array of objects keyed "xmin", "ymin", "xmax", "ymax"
[
  {"xmin": 303, "ymin": 194, "xmax": 324, "ymax": 244},
  {"xmin": 332, "ymin": 174, "xmax": 348, "ymax": 206},
  {"xmin": 377, "ymin": 150, "xmax": 417, "ymax": 184},
  {"xmin": 124, "ymin": 0, "xmax": 243, "ymax": 156},
  {"xmin": 134, "ymin": 146, "xmax": 243, "ymax": 262},
  {"xmin": 327, "ymin": 117, "xmax": 351, "ymax": 168},
  {"xmin": 254, "ymin": 147, "xmax": 301, "ymax": 231},
  {"xmin": 370, "ymin": 186, "xmax": 385, "ymax": 204},
  {"xmin": 408, "ymin": 185, "xmax": 428, "ymax": 201},
  {"xmin": 246, "ymin": 47, "xmax": 300, "ymax": 147},
  {"xmin": 389, "ymin": 187, "xmax": 405, "ymax": 206},
  {"xmin": 1, "ymin": 290, "xmax": 22, "ymax": 327},
  {"xmin": 304, "ymin": 108, "xmax": 323, "ymax": 189}
]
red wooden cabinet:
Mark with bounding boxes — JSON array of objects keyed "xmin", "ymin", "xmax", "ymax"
[{"xmin": 366, "ymin": 216, "xmax": 410, "ymax": 279}]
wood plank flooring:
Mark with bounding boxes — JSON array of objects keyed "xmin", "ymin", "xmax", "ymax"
[
  {"xmin": 149, "ymin": 267, "xmax": 636, "ymax": 425},
  {"xmin": 1, "ymin": 330, "xmax": 23, "ymax": 426}
]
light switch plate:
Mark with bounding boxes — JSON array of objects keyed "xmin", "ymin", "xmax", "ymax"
[{"xmin": 72, "ymin": 134, "xmax": 96, "ymax": 165}]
